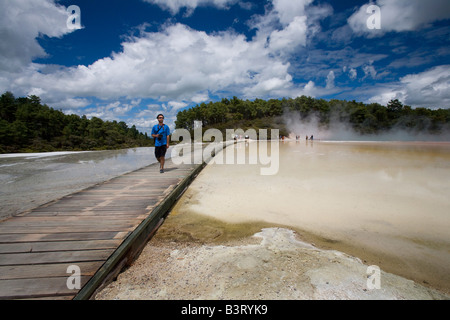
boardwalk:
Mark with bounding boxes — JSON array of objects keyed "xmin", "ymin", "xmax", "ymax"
[{"xmin": 0, "ymin": 157, "xmax": 205, "ymax": 300}]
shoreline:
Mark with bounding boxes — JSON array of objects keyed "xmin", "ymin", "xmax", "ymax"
[
  {"xmin": 96, "ymin": 202, "xmax": 449, "ymax": 300},
  {"xmin": 164, "ymin": 205, "xmax": 450, "ymax": 296},
  {"xmin": 96, "ymin": 221, "xmax": 449, "ymax": 300}
]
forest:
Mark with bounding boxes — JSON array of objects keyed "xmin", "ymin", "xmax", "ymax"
[
  {"xmin": 175, "ymin": 96, "xmax": 450, "ymax": 138},
  {"xmin": 0, "ymin": 92, "xmax": 153, "ymax": 153},
  {"xmin": 2, "ymin": 91, "xmax": 449, "ymax": 153}
]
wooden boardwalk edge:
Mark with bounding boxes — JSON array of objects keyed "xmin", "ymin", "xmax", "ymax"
[{"xmin": 73, "ymin": 161, "xmax": 207, "ymax": 300}]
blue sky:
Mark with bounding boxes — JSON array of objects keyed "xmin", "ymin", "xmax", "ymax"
[{"xmin": 1, "ymin": 0, "xmax": 449, "ymax": 134}]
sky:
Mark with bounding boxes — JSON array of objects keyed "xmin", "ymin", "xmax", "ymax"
[{"xmin": 1, "ymin": 0, "xmax": 449, "ymax": 134}]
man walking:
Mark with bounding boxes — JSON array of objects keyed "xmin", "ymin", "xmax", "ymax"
[{"xmin": 151, "ymin": 114, "xmax": 170, "ymax": 173}]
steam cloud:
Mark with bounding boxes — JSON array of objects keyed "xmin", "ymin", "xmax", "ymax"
[{"xmin": 284, "ymin": 110, "xmax": 450, "ymax": 142}]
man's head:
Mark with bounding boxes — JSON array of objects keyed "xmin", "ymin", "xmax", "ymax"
[{"xmin": 157, "ymin": 114, "xmax": 164, "ymax": 123}]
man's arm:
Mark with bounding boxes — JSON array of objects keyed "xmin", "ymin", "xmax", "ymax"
[
  {"xmin": 166, "ymin": 127, "xmax": 170, "ymax": 148},
  {"xmin": 151, "ymin": 126, "xmax": 158, "ymax": 138}
]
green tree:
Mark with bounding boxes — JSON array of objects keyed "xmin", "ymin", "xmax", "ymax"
[{"xmin": 0, "ymin": 92, "xmax": 17, "ymax": 122}]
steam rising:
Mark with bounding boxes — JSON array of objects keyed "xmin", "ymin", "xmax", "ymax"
[{"xmin": 284, "ymin": 110, "xmax": 450, "ymax": 142}]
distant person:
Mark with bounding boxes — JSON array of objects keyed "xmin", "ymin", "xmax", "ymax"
[
  {"xmin": 151, "ymin": 114, "xmax": 171, "ymax": 173},
  {"xmin": 310, "ymin": 135, "xmax": 314, "ymax": 140}
]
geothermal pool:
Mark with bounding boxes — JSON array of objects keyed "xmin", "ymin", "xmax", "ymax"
[{"xmin": 172, "ymin": 140, "xmax": 450, "ymax": 293}]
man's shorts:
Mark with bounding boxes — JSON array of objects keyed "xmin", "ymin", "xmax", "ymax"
[{"xmin": 155, "ymin": 145, "xmax": 167, "ymax": 159}]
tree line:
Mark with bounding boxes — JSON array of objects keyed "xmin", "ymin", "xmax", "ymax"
[
  {"xmin": 2, "ymin": 91, "xmax": 448, "ymax": 153},
  {"xmin": 0, "ymin": 92, "xmax": 153, "ymax": 153},
  {"xmin": 175, "ymin": 96, "xmax": 450, "ymax": 137}
]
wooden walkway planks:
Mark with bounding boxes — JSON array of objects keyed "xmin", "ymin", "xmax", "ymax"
[{"xmin": 0, "ymin": 158, "xmax": 204, "ymax": 300}]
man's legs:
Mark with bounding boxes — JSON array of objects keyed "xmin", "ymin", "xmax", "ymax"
[
  {"xmin": 159, "ymin": 156, "xmax": 165, "ymax": 172},
  {"xmin": 155, "ymin": 146, "xmax": 167, "ymax": 173}
]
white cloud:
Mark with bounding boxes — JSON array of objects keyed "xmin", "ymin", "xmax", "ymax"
[
  {"xmin": 105, "ymin": 101, "xmax": 121, "ymax": 110},
  {"xmin": 348, "ymin": 0, "xmax": 450, "ymax": 36},
  {"xmin": 0, "ymin": 0, "xmax": 342, "ymax": 129},
  {"xmin": 10, "ymin": 0, "xmax": 445, "ymax": 135},
  {"xmin": 4, "ymin": 23, "xmax": 296, "ymax": 105},
  {"xmin": 142, "ymin": 0, "xmax": 238, "ymax": 15},
  {"xmin": 167, "ymin": 101, "xmax": 189, "ymax": 111},
  {"xmin": 349, "ymin": 68, "xmax": 357, "ymax": 80},
  {"xmin": 191, "ymin": 91, "xmax": 211, "ymax": 104},
  {"xmin": 363, "ymin": 64, "xmax": 377, "ymax": 79},
  {"xmin": 292, "ymin": 79, "xmax": 341, "ymax": 99},
  {"xmin": 303, "ymin": 81, "xmax": 316, "ymax": 96},
  {"xmin": 367, "ymin": 65, "xmax": 450, "ymax": 108},
  {"xmin": 271, "ymin": 0, "xmax": 314, "ymax": 26},
  {"xmin": 326, "ymin": 71, "xmax": 335, "ymax": 89},
  {"xmin": 132, "ymin": 118, "xmax": 158, "ymax": 132},
  {"xmin": 0, "ymin": 0, "xmax": 74, "ymax": 72},
  {"xmin": 268, "ymin": 16, "xmax": 308, "ymax": 53},
  {"xmin": 52, "ymin": 97, "xmax": 91, "ymax": 111},
  {"xmin": 78, "ymin": 100, "xmax": 139, "ymax": 122},
  {"xmin": 238, "ymin": 2, "xmax": 255, "ymax": 11},
  {"xmin": 250, "ymin": 0, "xmax": 331, "ymax": 57},
  {"xmin": 0, "ymin": 0, "xmax": 335, "ymax": 109},
  {"xmin": 2, "ymin": 0, "xmax": 336, "ymax": 117}
]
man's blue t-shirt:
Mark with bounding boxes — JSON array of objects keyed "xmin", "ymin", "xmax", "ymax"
[{"xmin": 151, "ymin": 124, "xmax": 170, "ymax": 147}]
